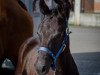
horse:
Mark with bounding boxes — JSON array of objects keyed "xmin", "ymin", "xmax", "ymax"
[
  {"xmin": 0, "ymin": 0, "xmax": 33, "ymax": 72},
  {"xmin": 15, "ymin": 0, "xmax": 79, "ymax": 75}
]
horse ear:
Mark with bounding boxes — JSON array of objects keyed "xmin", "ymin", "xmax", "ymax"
[{"xmin": 39, "ymin": 0, "xmax": 51, "ymax": 15}]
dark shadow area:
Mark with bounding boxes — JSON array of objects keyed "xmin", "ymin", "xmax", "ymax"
[
  {"xmin": 72, "ymin": 52, "xmax": 100, "ymax": 75},
  {"xmin": 0, "ymin": 68, "xmax": 14, "ymax": 75}
]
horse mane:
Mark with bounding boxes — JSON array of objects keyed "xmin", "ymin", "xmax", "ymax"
[{"xmin": 18, "ymin": 0, "xmax": 27, "ymax": 11}]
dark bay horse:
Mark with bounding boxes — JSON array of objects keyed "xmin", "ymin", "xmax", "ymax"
[
  {"xmin": 0, "ymin": 0, "xmax": 33, "ymax": 71},
  {"xmin": 15, "ymin": 0, "xmax": 79, "ymax": 75}
]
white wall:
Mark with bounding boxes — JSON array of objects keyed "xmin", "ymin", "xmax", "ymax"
[{"xmin": 69, "ymin": 12, "xmax": 100, "ymax": 27}]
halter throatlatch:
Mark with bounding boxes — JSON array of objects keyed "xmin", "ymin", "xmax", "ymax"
[{"xmin": 38, "ymin": 31, "xmax": 68, "ymax": 71}]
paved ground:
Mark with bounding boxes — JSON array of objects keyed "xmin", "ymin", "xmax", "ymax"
[
  {"xmin": 72, "ymin": 52, "xmax": 100, "ymax": 75},
  {"xmin": 70, "ymin": 26, "xmax": 100, "ymax": 53},
  {"xmin": 70, "ymin": 26, "xmax": 100, "ymax": 75}
]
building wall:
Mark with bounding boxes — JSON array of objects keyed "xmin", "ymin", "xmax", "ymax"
[
  {"xmin": 69, "ymin": 12, "xmax": 100, "ymax": 27},
  {"xmin": 81, "ymin": 0, "xmax": 100, "ymax": 13},
  {"xmin": 81, "ymin": 0, "xmax": 94, "ymax": 13},
  {"xmin": 94, "ymin": 0, "xmax": 100, "ymax": 13}
]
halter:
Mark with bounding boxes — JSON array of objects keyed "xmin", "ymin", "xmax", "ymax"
[
  {"xmin": 38, "ymin": 3, "xmax": 69, "ymax": 71},
  {"xmin": 38, "ymin": 20, "xmax": 68, "ymax": 71}
]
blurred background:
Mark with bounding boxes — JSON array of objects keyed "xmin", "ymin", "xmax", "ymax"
[{"xmin": 2, "ymin": 0, "xmax": 100, "ymax": 75}]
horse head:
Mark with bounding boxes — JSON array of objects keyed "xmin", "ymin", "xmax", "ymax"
[{"xmin": 34, "ymin": 0, "xmax": 71, "ymax": 74}]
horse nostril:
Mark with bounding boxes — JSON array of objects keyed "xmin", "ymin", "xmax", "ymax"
[{"xmin": 42, "ymin": 66, "xmax": 46, "ymax": 73}]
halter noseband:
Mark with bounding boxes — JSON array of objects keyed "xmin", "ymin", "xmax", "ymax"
[{"xmin": 38, "ymin": 31, "xmax": 68, "ymax": 71}]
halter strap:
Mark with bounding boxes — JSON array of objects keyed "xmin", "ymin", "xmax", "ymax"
[{"xmin": 38, "ymin": 31, "xmax": 68, "ymax": 70}]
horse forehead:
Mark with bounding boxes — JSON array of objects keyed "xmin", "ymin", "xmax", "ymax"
[{"xmin": 41, "ymin": 16, "xmax": 59, "ymax": 32}]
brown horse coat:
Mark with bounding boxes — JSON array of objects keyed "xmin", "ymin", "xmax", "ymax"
[
  {"xmin": 0, "ymin": 0, "xmax": 33, "ymax": 67},
  {"xmin": 15, "ymin": 37, "xmax": 55, "ymax": 75}
]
